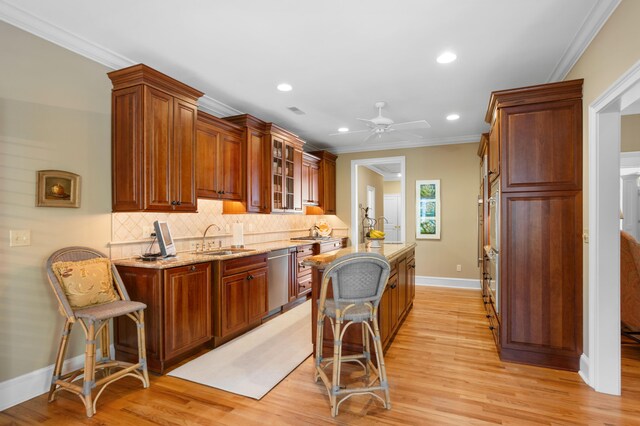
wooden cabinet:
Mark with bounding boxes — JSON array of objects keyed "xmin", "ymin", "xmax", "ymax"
[
  {"xmin": 268, "ymin": 124, "xmax": 304, "ymax": 213},
  {"xmin": 196, "ymin": 111, "xmax": 243, "ymax": 200},
  {"xmin": 488, "ymin": 119, "xmax": 500, "ymax": 182},
  {"xmin": 222, "ymin": 114, "xmax": 270, "ymax": 214},
  {"xmin": 114, "ymin": 262, "xmax": 211, "ymax": 373},
  {"xmin": 213, "ymin": 253, "xmax": 269, "ymax": 345},
  {"xmin": 295, "ymin": 244, "xmax": 315, "ymax": 298},
  {"xmin": 163, "ymin": 264, "xmax": 212, "ymax": 360},
  {"xmin": 108, "ymin": 64, "xmax": 203, "ymax": 212},
  {"xmin": 307, "ymin": 151, "xmax": 337, "ymax": 215},
  {"xmin": 483, "ymin": 79, "xmax": 583, "ymax": 371},
  {"xmin": 302, "ymin": 153, "xmax": 320, "ymax": 205}
]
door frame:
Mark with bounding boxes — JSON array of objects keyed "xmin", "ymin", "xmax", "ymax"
[
  {"xmin": 588, "ymin": 59, "xmax": 640, "ymax": 395},
  {"xmin": 351, "ymin": 156, "xmax": 406, "ymax": 245}
]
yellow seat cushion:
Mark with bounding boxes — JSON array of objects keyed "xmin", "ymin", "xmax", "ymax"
[{"xmin": 52, "ymin": 258, "xmax": 120, "ymax": 309}]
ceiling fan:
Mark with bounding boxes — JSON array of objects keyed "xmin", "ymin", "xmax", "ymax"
[{"xmin": 330, "ymin": 101, "xmax": 431, "ymax": 142}]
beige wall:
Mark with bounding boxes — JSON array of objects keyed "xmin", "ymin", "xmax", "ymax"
[
  {"xmin": 356, "ymin": 166, "xmax": 384, "ymax": 242},
  {"xmin": 0, "ymin": 22, "xmax": 113, "ymax": 381},
  {"xmin": 384, "ymin": 180, "xmax": 401, "ymax": 194},
  {"xmin": 336, "ymin": 143, "xmax": 480, "ymax": 279},
  {"xmin": 565, "ymin": 0, "xmax": 640, "ymax": 356},
  {"xmin": 621, "ymin": 115, "xmax": 640, "ymax": 152}
]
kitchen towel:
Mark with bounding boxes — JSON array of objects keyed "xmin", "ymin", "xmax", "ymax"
[{"xmin": 232, "ymin": 222, "xmax": 244, "ymax": 246}]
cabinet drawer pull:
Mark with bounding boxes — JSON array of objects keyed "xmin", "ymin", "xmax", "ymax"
[
  {"xmin": 247, "ymin": 274, "xmax": 254, "ymax": 280},
  {"xmin": 190, "ymin": 265, "xmax": 196, "ymax": 272},
  {"xmin": 489, "ymin": 326, "xmax": 495, "ymax": 330}
]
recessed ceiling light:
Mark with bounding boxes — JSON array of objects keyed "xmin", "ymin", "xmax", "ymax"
[
  {"xmin": 446, "ymin": 113, "xmax": 460, "ymax": 121},
  {"xmin": 437, "ymin": 51, "xmax": 457, "ymax": 64},
  {"xmin": 338, "ymin": 127, "xmax": 349, "ymax": 133},
  {"xmin": 277, "ymin": 83, "xmax": 292, "ymax": 92}
]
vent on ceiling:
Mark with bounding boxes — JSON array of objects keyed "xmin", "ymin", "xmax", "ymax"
[{"xmin": 287, "ymin": 106, "xmax": 306, "ymax": 115}]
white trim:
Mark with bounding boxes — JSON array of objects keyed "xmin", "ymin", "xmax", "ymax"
[
  {"xmin": 620, "ymin": 151, "xmax": 640, "ymax": 169},
  {"xmin": 0, "ymin": 0, "xmax": 242, "ymax": 118},
  {"xmin": 351, "ymin": 157, "xmax": 406, "ymax": 246},
  {"xmin": 334, "ymin": 134, "xmax": 481, "ymax": 154},
  {"xmin": 547, "ymin": 0, "xmax": 621, "ymax": 81},
  {"xmin": 588, "ymin": 58, "xmax": 640, "ymax": 396},
  {"xmin": 415, "ymin": 276, "xmax": 480, "ymax": 290},
  {"xmin": 579, "ymin": 353, "xmax": 591, "ymax": 387},
  {"xmin": 0, "ymin": 353, "xmax": 81, "ymax": 411}
]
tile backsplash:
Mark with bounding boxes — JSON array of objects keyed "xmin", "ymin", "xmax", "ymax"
[{"xmin": 110, "ymin": 199, "xmax": 349, "ymax": 259}]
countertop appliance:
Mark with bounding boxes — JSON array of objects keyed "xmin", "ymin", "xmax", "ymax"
[{"xmin": 267, "ymin": 249, "xmax": 291, "ymax": 312}]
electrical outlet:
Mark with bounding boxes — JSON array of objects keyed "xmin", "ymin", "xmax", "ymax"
[
  {"xmin": 143, "ymin": 226, "xmax": 154, "ymax": 238},
  {"xmin": 456, "ymin": 264, "xmax": 462, "ymax": 272},
  {"xmin": 10, "ymin": 229, "xmax": 31, "ymax": 247}
]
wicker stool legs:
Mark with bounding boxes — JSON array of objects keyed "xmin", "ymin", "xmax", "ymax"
[
  {"xmin": 48, "ymin": 310, "xmax": 149, "ymax": 417},
  {"xmin": 315, "ymin": 308, "xmax": 391, "ymax": 417}
]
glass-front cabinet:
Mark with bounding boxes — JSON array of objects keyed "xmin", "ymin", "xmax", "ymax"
[{"xmin": 268, "ymin": 125, "xmax": 303, "ymax": 213}]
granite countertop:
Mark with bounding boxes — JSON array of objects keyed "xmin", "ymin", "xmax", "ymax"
[
  {"xmin": 302, "ymin": 242, "xmax": 417, "ymax": 268},
  {"xmin": 112, "ymin": 237, "xmax": 345, "ymax": 269}
]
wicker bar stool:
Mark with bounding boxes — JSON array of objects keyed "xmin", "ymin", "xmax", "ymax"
[
  {"xmin": 46, "ymin": 246, "xmax": 149, "ymax": 417},
  {"xmin": 314, "ymin": 252, "xmax": 391, "ymax": 416}
]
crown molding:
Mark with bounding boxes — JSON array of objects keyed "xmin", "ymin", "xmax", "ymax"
[
  {"xmin": 332, "ymin": 134, "xmax": 482, "ymax": 154},
  {"xmin": 547, "ymin": 0, "xmax": 621, "ymax": 82},
  {"xmin": 0, "ymin": 0, "xmax": 243, "ymax": 118},
  {"xmin": 198, "ymin": 97, "xmax": 243, "ymax": 118}
]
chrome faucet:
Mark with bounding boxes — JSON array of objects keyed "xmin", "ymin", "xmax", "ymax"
[
  {"xmin": 309, "ymin": 225, "xmax": 320, "ymax": 238},
  {"xmin": 201, "ymin": 224, "xmax": 221, "ymax": 251}
]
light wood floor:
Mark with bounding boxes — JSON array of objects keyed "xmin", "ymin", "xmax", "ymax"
[{"xmin": 3, "ymin": 286, "xmax": 640, "ymax": 425}]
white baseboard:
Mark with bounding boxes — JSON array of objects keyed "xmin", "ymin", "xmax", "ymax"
[
  {"xmin": 578, "ymin": 353, "xmax": 591, "ymax": 387},
  {"xmin": 0, "ymin": 345, "xmax": 114, "ymax": 411},
  {"xmin": 416, "ymin": 275, "xmax": 481, "ymax": 289}
]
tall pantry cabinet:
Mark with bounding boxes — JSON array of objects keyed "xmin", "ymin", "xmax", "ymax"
[{"xmin": 485, "ymin": 79, "xmax": 583, "ymax": 371}]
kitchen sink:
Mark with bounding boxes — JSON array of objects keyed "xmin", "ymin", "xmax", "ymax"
[{"xmin": 193, "ymin": 248, "xmax": 256, "ymax": 256}]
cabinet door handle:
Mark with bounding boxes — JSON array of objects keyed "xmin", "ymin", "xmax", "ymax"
[
  {"xmin": 171, "ymin": 200, "xmax": 178, "ymax": 206},
  {"xmin": 247, "ymin": 274, "xmax": 254, "ymax": 281},
  {"xmin": 177, "ymin": 201, "xmax": 182, "ymax": 206},
  {"xmin": 489, "ymin": 326, "xmax": 495, "ymax": 330},
  {"xmin": 190, "ymin": 265, "xmax": 196, "ymax": 272}
]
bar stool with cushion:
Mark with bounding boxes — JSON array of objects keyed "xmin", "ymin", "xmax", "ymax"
[
  {"xmin": 314, "ymin": 252, "xmax": 391, "ymax": 416},
  {"xmin": 46, "ymin": 246, "xmax": 149, "ymax": 417}
]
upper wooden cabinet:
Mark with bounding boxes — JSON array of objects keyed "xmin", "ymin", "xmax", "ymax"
[
  {"xmin": 196, "ymin": 111, "xmax": 243, "ymax": 201},
  {"xmin": 268, "ymin": 124, "xmax": 304, "ymax": 213},
  {"xmin": 308, "ymin": 151, "xmax": 337, "ymax": 215},
  {"xmin": 302, "ymin": 152, "xmax": 320, "ymax": 206},
  {"xmin": 222, "ymin": 114, "xmax": 270, "ymax": 214},
  {"xmin": 108, "ymin": 64, "xmax": 203, "ymax": 212},
  {"xmin": 486, "ymin": 79, "xmax": 582, "ymax": 193}
]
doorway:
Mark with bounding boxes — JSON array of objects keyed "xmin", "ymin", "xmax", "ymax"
[
  {"xmin": 350, "ymin": 156, "xmax": 406, "ymax": 245},
  {"xmin": 589, "ymin": 60, "xmax": 640, "ymax": 395}
]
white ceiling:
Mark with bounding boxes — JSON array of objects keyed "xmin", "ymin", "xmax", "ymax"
[{"xmin": 0, "ymin": 0, "xmax": 620, "ymax": 153}]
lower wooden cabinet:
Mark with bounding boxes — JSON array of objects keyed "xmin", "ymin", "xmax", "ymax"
[
  {"xmin": 114, "ymin": 262, "xmax": 211, "ymax": 374},
  {"xmin": 213, "ymin": 253, "xmax": 269, "ymax": 345}
]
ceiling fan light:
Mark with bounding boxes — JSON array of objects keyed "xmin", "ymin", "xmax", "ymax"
[
  {"xmin": 338, "ymin": 127, "xmax": 349, "ymax": 133},
  {"xmin": 446, "ymin": 113, "xmax": 460, "ymax": 121},
  {"xmin": 437, "ymin": 51, "xmax": 457, "ymax": 64},
  {"xmin": 277, "ymin": 83, "xmax": 292, "ymax": 92}
]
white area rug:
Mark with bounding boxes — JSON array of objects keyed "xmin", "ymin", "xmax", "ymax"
[{"xmin": 168, "ymin": 300, "xmax": 312, "ymax": 400}]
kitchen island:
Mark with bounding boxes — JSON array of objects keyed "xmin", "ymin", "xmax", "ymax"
[{"xmin": 304, "ymin": 242, "xmax": 416, "ymax": 357}]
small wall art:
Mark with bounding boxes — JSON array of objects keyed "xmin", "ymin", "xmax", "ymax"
[
  {"xmin": 36, "ymin": 170, "xmax": 81, "ymax": 208},
  {"xmin": 416, "ymin": 179, "xmax": 440, "ymax": 239}
]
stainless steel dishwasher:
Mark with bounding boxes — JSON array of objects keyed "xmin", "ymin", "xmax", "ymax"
[{"xmin": 267, "ymin": 249, "xmax": 290, "ymax": 312}]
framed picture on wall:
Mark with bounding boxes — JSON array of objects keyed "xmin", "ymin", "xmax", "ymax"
[
  {"xmin": 416, "ymin": 179, "xmax": 440, "ymax": 239},
  {"xmin": 36, "ymin": 170, "xmax": 81, "ymax": 208}
]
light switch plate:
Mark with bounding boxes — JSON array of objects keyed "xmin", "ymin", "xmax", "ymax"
[{"xmin": 10, "ymin": 229, "xmax": 31, "ymax": 247}]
